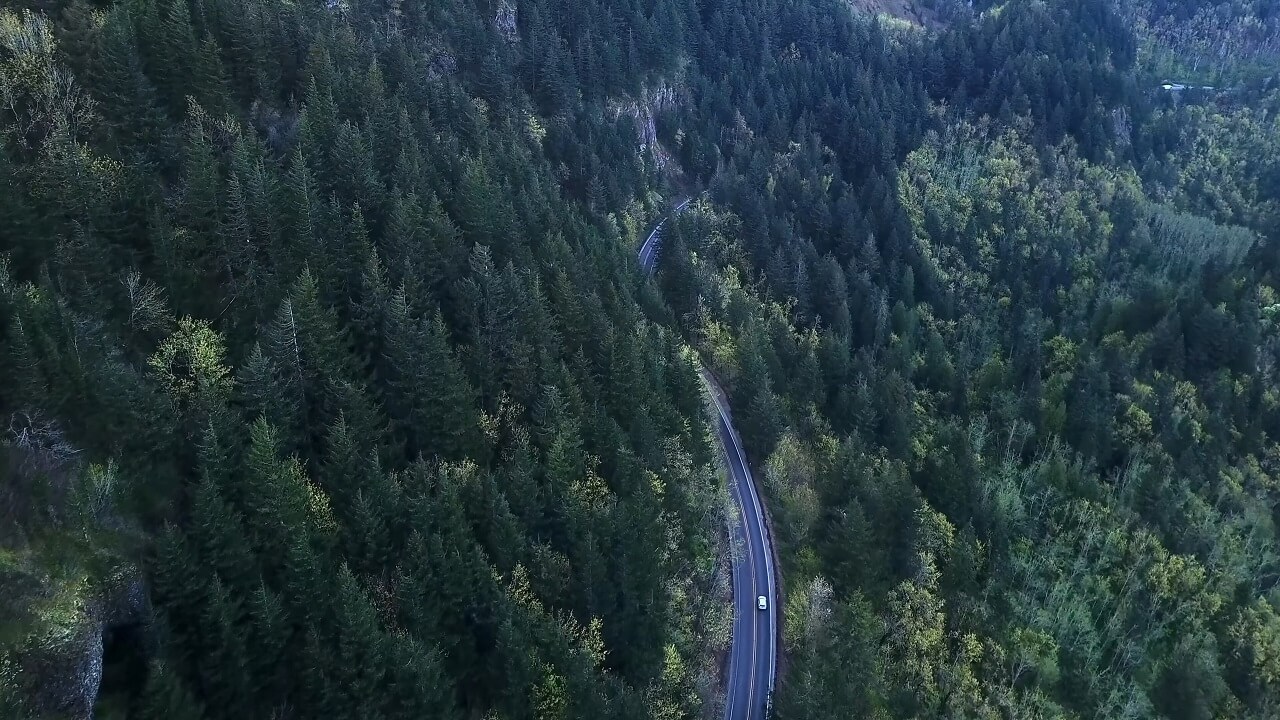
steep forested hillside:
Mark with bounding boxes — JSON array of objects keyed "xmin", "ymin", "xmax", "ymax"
[
  {"xmin": 2, "ymin": 0, "xmax": 1279, "ymax": 718},
  {"xmin": 1, "ymin": 0, "xmax": 723, "ymax": 717},
  {"xmin": 1121, "ymin": 0, "xmax": 1280, "ymax": 82}
]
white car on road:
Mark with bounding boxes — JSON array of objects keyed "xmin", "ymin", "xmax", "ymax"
[{"xmin": 757, "ymin": 595, "xmax": 767, "ymax": 611}]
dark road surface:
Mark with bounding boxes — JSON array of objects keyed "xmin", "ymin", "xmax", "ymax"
[
  {"xmin": 706, "ymin": 370, "xmax": 777, "ymax": 720},
  {"xmin": 637, "ymin": 197, "xmax": 692, "ymax": 272},
  {"xmin": 637, "ymin": 198, "xmax": 777, "ymax": 720}
]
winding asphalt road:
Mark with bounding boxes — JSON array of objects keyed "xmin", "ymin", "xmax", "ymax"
[
  {"xmin": 637, "ymin": 197, "xmax": 693, "ymax": 270},
  {"xmin": 638, "ymin": 199, "xmax": 778, "ymax": 720}
]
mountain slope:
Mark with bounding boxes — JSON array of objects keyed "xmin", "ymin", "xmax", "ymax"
[{"xmin": 0, "ymin": 1, "xmax": 724, "ymax": 717}]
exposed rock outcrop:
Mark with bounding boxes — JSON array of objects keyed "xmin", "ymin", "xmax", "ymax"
[
  {"xmin": 23, "ymin": 572, "xmax": 148, "ymax": 719},
  {"xmin": 494, "ymin": 0, "xmax": 518, "ymax": 43},
  {"xmin": 427, "ymin": 51, "xmax": 458, "ymax": 80},
  {"xmin": 607, "ymin": 82, "xmax": 679, "ymax": 168}
]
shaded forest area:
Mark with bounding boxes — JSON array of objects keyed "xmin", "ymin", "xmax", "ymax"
[
  {"xmin": 1, "ymin": 0, "xmax": 723, "ymax": 717},
  {"xmin": 2, "ymin": 0, "xmax": 1279, "ymax": 719}
]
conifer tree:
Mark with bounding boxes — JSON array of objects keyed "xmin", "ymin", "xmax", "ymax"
[
  {"xmin": 189, "ymin": 476, "xmax": 258, "ymax": 593},
  {"xmin": 90, "ymin": 6, "xmax": 173, "ymax": 160},
  {"xmin": 383, "ymin": 633, "xmax": 460, "ymax": 720},
  {"xmin": 331, "ymin": 121, "xmax": 384, "ymax": 213},
  {"xmin": 328, "ymin": 566, "xmax": 386, "ymax": 717},
  {"xmin": 139, "ymin": 661, "xmax": 206, "ymax": 720},
  {"xmin": 237, "ymin": 342, "xmax": 298, "ymax": 446},
  {"xmin": 241, "ymin": 418, "xmax": 311, "ymax": 573},
  {"xmin": 5, "ymin": 316, "xmax": 47, "ymax": 410},
  {"xmin": 196, "ymin": 577, "xmax": 251, "ymax": 719},
  {"xmin": 151, "ymin": 0, "xmax": 198, "ymax": 108},
  {"xmin": 382, "ymin": 288, "xmax": 481, "ymax": 460},
  {"xmin": 246, "ymin": 583, "xmax": 290, "ymax": 704},
  {"xmin": 150, "ymin": 525, "xmax": 209, "ymax": 651},
  {"xmin": 279, "ymin": 150, "xmax": 320, "ymax": 281}
]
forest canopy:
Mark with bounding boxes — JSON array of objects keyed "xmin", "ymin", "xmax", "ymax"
[{"xmin": 1, "ymin": 0, "xmax": 1279, "ymax": 718}]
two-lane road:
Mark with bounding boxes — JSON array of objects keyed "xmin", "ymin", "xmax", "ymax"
[
  {"xmin": 706, "ymin": 369, "xmax": 777, "ymax": 720},
  {"xmin": 637, "ymin": 197, "xmax": 692, "ymax": 273},
  {"xmin": 637, "ymin": 198, "xmax": 778, "ymax": 720}
]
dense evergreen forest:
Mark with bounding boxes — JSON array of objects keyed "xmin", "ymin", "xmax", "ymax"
[
  {"xmin": 1, "ymin": 0, "xmax": 722, "ymax": 716},
  {"xmin": 2, "ymin": 0, "xmax": 1278, "ymax": 718}
]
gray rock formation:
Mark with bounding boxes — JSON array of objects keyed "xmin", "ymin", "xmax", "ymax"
[
  {"xmin": 25, "ymin": 574, "xmax": 148, "ymax": 719},
  {"xmin": 608, "ymin": 83, "xmax": 679, "ymax": 168},
  {"xmin": 494, "ymin": 0, "xmax": 518, "ymax": 43}
]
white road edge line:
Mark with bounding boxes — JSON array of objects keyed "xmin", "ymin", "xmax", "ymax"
[
  {"xmin": 639, "ymin": 197, "xmax": 693, "ymax": 270},
  {"xmin": 736, "ymin": 455, "xmax": 759, "ymax": 720},
  {"xmin": 723, "ymin": 479, "xmax": 741, "ymax": 720},
  {"xmin": 711, "ymin": 384, "xmax": 777, "ymax": 704},
  {"xmin": 638, "ymin": 195, "xmax": 776, "ymax": 718}
]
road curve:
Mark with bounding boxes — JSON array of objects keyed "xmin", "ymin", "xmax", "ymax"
[
  {"xmin": 704, "ymin": 369, "xmax": 777, "ymax": 720},
  {"xmin": 637, "ymin": 197, "xmax": 692, "ymax": 273},
  {"xmin": 637, "ymin": 198, "xmax": 778, "ymax": 720}
]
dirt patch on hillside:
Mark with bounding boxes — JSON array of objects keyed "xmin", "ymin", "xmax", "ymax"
[{"xmin": 846, "ymin": 0, "xmax": 945, "ymax": 29}]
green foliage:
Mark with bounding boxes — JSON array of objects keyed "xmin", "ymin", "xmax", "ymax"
[
  {"xmin": 0, "ymin": 0, "xmax": 724, "ymax": 715},
  {"xmin": 4, "ymin": 0, "xmax": 1279, "ymax": 717},
  {"xmin": 648, "ymin": 1, "xmax": 1280, "ymax": 714}
]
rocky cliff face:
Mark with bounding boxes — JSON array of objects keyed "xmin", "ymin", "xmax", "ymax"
[
  {"xmin": 608, "ymin": 82, "xmax": 679, "ymax": 168},
  {"xmin": 494, "ymin": 0, "xmax": 518, "ymax": 43},
  {"xmin": 21, "ymin": 573, "xmax": 148, "ymax": 719}
]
